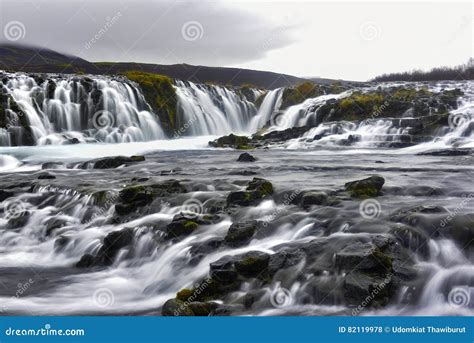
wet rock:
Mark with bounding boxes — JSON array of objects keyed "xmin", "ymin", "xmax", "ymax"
[
  {"xmin": 237, "ymin": 152, "xmax": 256, "ymax": 162},
  {"xmin": 162, "ymin": 299, "xmax": 194, "ymax": 316},
  {"xmin": 165, "ymin": 218, "xmax": 199, "ymax": 239},
  {"xmin": 188, "ymin": 301, "xmax": 215, "ymax": 316},
  {"xmin": 268, "ymin": 249, "xmax": 306, "ymax": 276},
  {"xmin": 76, "ymin": 228, "xmax": 135, "ymax": 267},
  {"xmin": 389, "ymin": 223, "xmax": 430, "ymax": 258},
  {"xmin": 226, "ymin": 178, "xmax": 273, "ymax": 206},
  {"xmin": 209, "ymin": 134, "xmax": 251, "ymax": 149},
  {"xmin": 54, "ymin": 236, "xmax": 70, "ymax": 251},
  {"xmin": 224, "ymin": 221, "xmax": 259, "ymax": 247},
  {"xmin": 41, "ymin": 162, "xmax": 63, "ymax": 169},
  {"xmin": 417, "ymin": 148, "xmax": 472, "ymax": 156},
  {"xmin": 37, "ymin": 172, "xmax": 56, "ymax": 180},
  {"xmin": 210, "ymin": 256, "xmax": 238, "ymax": 282},
  {"xmin": 115, "ymin": 185, "xmax": 154, "ymax": 215},
  {"xmin": 45, "ymin": 217, "xmax": 69, "ymax": 236},
  {"xmin": 7, "ymin": 211, "xmax": 31, "ymax": 229},
  {"xmin": 97, "ymin": 228, "xmax": 135, "ymax": 265},
  {"xmin": 300, "ymin": 191, "xmax": 328, "ymax": 208},
  {"xmin": 344, "ymin": 175, "xmax": 385, "ymax": 198},
  {"xmin": 234, "ymin": 251, "xmax": 270, "ymax": 278},
  {"xmin": 343, "ymin": 272, "xmax": 394, "ymax": 307},
  {"xmin": 82, "ymin": 155, "xmax": 145, "ymax": 169},
  {"xmin": 76, "ymin": 254, "xmax": 96, "ymax": 268},
  {"xmin": 335, "ymin": 242, "xmax": 393, "ymax": 274},
  {"xmin": 0, "ymin": 190, "xmax": 14, "ymax": 202},
  {"xmin": 389, "ymin": 205, "xmax": 448, "ymax": 225}
]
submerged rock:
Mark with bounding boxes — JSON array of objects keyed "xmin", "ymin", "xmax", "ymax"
[
  {"xmin": 224, "ymin": 221, "xmax": 259, "ymax": 247},
  {"xmin": 37, "ymin": 172, "xmax": 56, "ymax": 179},
  {"xmin": 81, "ymin": 155, "xmax": 145, "ymax": 169},
  {"xmin": 345, "ymin": 175, "xmax": 385, "ymax": 198},
  {"xmin": 227, "ymin": 178, "xmax": 274, "ymax": 206},
  {"xmin": 237, "ymin": 152, "xmax": 256, "ymax": 162}
]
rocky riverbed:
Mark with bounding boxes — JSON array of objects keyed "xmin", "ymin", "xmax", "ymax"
[{"xmin": 0, "ymin": 145, "xmax": 472, "ymax": 316}]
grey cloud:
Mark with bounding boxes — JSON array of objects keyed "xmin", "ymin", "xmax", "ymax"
[{"xmin": 0, "ymin": 0, "xmax": 298, "ymax": 66}]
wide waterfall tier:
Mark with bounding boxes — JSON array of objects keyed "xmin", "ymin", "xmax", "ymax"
[
  {"xmin": 0, "ymin": 72, "xmax": 165, "ymax": 146},
  {"xmin": 174, "ymin": 80, "xmax": 262, "ymax": 136}
]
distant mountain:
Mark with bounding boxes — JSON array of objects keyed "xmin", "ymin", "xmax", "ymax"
[
  {"xmin": 0, "ymin": 44, "xmax": 93, "ymax": 69},
  {"xmin": 0, "ymin": 44, "xmax": 308, "ymax": 89}
]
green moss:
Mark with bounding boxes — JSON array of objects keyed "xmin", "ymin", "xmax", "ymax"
[
  {"xmin": 209, "ymin": 134, "xmax": 252, "ymax": 149},
  {"xmin": 176, "ymin": 288, "xmax": 194, "ymax": 301},
  {"xmin": 124, "ymin": 71, "xmax": 177, "ymax": 131},
  {"xmin": 183, "ymin": 220, "xmax": 199, "ymax": 230},
  {"xmin": 372, "ymin": 248, "xmax": 393, "ymax": 271},
  {"xmin": 281, "ymin": 82, "xmax": 324, "ymax": 109}
]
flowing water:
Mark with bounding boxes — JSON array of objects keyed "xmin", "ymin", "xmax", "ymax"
[{"xmin": 0, "ymin": 72, "xmax": 473, "ymax": 316}]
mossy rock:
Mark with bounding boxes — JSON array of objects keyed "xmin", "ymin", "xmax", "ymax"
[
  {"xmin": 176, "ymin": 288, "xmax": 194, "ymax": 301},
  {"xmin": 226, "ymin": 178, "xmax": 274, "ymax": 207},
  {"xmin": 209, "ymin": 134, "xmax": 252, "ymax": 149},
  {"xmin": 124, "ymin": 71, "xmax": 177, "ymax": 133},
  {"xmin": 162, "ymin": 299, "xmax": 194, "ymax": 316},
  {"xmin": 344, "ymin": 175, "xmax": 385, "ymax": 198}
]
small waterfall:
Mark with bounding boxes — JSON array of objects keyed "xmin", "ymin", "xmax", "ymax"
[
  {"xmin": 249, "ymin": 88, "xmax": 283, "ymax": 132},
  {"xmin": 0, "ymin": 72, "xmax": 165, "ymax": 146},
  {"xmin": 174, "ymin": 80, "xmax": 259, "ymax": 136}
]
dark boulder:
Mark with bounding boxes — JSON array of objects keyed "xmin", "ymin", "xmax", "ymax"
[
  {"xmin": 37, "ymin": 172, "xmax": 56, "ymax": 180},
  {"xmin": 224, "ymin": 221, "xmax": 259, "ymax": 247},
  {"xmin": 344, "ymin": 175, "xmax": 385, "ymax": 198},
  {"xmin": 300, "ymin": 191, "xmax": 328, "ymax": 208},
  {"xmin": 234, "ymin": 251, "xmax": 270, "ymax": 278},
  {"xmin": 226, "ymin": 178, "xmax": 273, "ymax": 206},
  {"xmin": 237, "ymin": 152, "xmax": 256, "ymax": 162},
  {"xmin": 162, "ymin": 299, "xmax": 194, "ymax": 316}
]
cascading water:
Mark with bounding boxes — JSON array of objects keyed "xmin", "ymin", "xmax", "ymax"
[
  {"xmin": 0, "ymin": 72, "xmax": 165, "ymax": 146},
  {"xmin": 174, "ymin": 80, "xmax": 261, "ymax": 136},
  {"xmin": 249, "ymin": 88, "xmax": 283, "ymax": 132}
]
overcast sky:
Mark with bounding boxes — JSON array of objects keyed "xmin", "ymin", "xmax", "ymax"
[{"xmin": 0, "ymin": 0, "xmax": 472, "ymax": 81}]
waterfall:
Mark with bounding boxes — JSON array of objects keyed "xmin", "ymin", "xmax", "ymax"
[
  {"xmin": 0, "ymin": 72, "xmax": 165, "ymax": 146},
  {"xmin": 174, "ymin": 80, "xmax": 260, "ymax": 136},
  {"xmin": 249, "ymin": 88, "xmax": 284, "ymax": 132}
]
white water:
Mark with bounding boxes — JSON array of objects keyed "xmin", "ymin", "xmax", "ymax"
[
  {"xmin": 174, "ymin": 80, "xmax": 259, "ymax": 136},
  {"xmin": 0, "ymin": 73, "xmax": 165, "ymax": 145}
]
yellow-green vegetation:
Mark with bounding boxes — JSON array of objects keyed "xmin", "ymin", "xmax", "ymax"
[
  {"xmin": 340, "ymin": 92, "xmax": 385, "ymax": 110},
  {"xmin": 124, "ymin": 71, "xmax": 177, "ymax": 130},
  {"xmin": 281, "ymin": 81, "xmax": 324, "ymax": 109},
  {"xmin": 392, "ymin": 87, "xmax": 431, "ymax": 101},
  {"xmin": 176, "ymin": 288, "xmax": 194, "ymax": 301}
]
